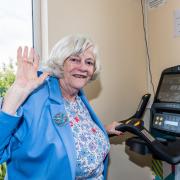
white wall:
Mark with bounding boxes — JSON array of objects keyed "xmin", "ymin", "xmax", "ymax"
[{"xmin": 147, "ymin": 0, "xmax": 180, "ymax": 91}]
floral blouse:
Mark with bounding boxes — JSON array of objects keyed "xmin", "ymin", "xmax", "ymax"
[{"xmin": 63, "ymin": 96, "xmax": 110, "ymax": 180}]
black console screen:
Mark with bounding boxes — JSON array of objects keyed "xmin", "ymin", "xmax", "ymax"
[{"xmin": 157, "ymin": 74, "xmax": 180, "ymax": 103}]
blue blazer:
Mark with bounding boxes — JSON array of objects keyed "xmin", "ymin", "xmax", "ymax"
[{"xmin": 0, "ymin": 76, "xmax": 109, "ymax": 180}]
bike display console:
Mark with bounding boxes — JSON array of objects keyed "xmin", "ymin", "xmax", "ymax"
[{"xmin": 151, "ymin": 66, "xmax": 180, "ymax": 139}]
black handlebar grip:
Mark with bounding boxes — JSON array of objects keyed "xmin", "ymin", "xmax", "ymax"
[{"xmin": 133, "ymin": 93, "xmax": 151, "ymax": 119}]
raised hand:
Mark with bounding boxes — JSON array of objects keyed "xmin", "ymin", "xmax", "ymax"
[
  {"xmin": 15, "ymin": 46, "xmax": 49, "ymax": 92},
  {"xmin": 2, "ymin": 47, "xmax": 49, "ymax": 115}
]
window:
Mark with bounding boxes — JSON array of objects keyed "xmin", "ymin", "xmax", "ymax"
[
  {"xmin": 0, "ymin": 0, "xmax": 34, "ymax": 97},
  {"xmin": 0, "ymin": 0, "xmax": 33, "ymax": 67}
]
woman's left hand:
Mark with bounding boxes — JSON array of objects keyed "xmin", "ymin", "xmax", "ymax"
[{"xmin": 105, "ymin": 121, "xmax": 123, "ymax": 136}]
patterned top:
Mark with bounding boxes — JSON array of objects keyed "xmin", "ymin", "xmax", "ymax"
[{"xmin": 63, "ymin": 96, "xmax": 110, "ymax": 180}]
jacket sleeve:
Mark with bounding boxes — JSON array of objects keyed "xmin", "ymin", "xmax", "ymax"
[{"xmin": 0, "ymin": 97, "xmax": 23, "ymax": 164}]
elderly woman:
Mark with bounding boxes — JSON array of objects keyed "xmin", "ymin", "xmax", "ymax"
[{"xmin": 0, "ymin": 35, "xmax": 121, "ymax": 179}]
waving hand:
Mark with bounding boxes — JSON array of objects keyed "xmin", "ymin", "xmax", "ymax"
[{"xmin": 2, "ymin": 47, "xmax": 49, "ymax": 115}]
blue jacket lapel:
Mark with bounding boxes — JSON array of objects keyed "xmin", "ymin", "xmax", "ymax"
[{"xmin": 47, "ymin": 77, "xmax": 76, "ymax": 179}]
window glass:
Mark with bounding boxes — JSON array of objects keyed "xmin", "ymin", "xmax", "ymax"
[
  {"xmin": 0, "ymin": 0, "xmax": 33, "ymax": 67},
  {"xmin": 0, "ymin": 0, "xmax": 33, "ymax": 97}
]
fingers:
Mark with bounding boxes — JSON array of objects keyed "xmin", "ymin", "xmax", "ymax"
[
  {"xmin": 28, "ymin": 47, "xmax": 39, "ymax": 69},
  {"xmin": 114, "ymin": 122, "xmax": 124, "ymax": 136},
  {"xmin": 113, "ymin": 130, "xmax": 124, "ymax": 136},
  {"xmin": 33, "ymin": 49, "xmax": 39, "ymax": 69},
  {"xmin": 23, "ymin": 46, "xmax": 28, "ymax": 60},
  {"xmin": 17, "ymin": 46, "xmax": 40, "ymax": 67},
  {"xmin": 17, "ymin": 47, "xmax": 22, "ymax": 65},
  {"xmin": 29, "ymin": 47, "xmax": 34, "ymax": 61},
  {"xmin": 106, "ymin": 121, "xmax": 124, "ymax": 136},
  {"xmin": 24, "ymin": 47, "xmax": 34, "ymax": 64}
]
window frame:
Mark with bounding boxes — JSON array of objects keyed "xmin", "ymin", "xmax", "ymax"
[{"xmin": 32, "ymin": 0, "xmax": 49, "ymax": 64}]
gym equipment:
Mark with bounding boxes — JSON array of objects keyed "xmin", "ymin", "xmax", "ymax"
[
  {"xmin": 115, "ymin": 117, "xmax": 180, "ymax": 164},
  {"xmin": 110, "ymin": 66, "xmax": 180, "ymax": 179}
]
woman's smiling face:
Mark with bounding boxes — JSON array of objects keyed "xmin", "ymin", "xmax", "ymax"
[{"xmin": 61, "ymin": 46, "xmax": 95, "ymax": 92}]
